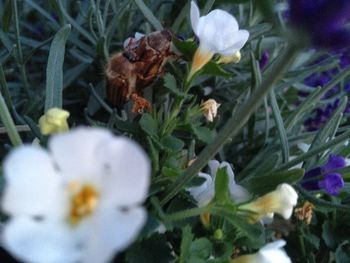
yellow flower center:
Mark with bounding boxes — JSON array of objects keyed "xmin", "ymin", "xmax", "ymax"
[{"xmin": 68, "ymin": 184, "xmax": 99, "ymax": 225}]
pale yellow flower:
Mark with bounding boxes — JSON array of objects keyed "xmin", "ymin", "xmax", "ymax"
[
  {"xmin": 39, "ymin": 108, "xmax": 70, "ymax": 135},
  {"xmin": 240, "ymin": 184, "xmax": 298, "ymax": 223}
]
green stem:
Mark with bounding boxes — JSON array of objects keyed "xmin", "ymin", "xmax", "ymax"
[
  {"xmin": 297, "ymin": 226, "xmax": 307, "ymax": 258},
  {"xmin": 160, "ymin": 44, "xmax": 301, "ymax": 206},
  {"xmin": 12, "ymin": 0, "xmax": 30, "ymax": 95},
  {"xmin": 163, "ymin": 206, "xmax": 210, "ymax": 222},
  {"xmin": 0, "ymin": 90, "xmax": 22, "ymax": 146}
]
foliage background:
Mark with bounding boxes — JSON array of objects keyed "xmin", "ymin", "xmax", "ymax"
[{"xmin": 0, "ymin": 0, "xmax": 350, "ymax": 262}]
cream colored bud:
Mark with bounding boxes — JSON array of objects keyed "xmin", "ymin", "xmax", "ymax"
[
  {"xmin": 240, "ymin": 184, "xmax": 298, "ymax": 223},
  {"xmin": 39, "ymin": 108, "xmax": 70, "ymax": 135},
  {"xmin": 201, "ymin": 99, "xmax": 221, "ymax": 122},
  {"xmin": 218, "ymin": 51, "xmax": 241, "ymax": 64}
]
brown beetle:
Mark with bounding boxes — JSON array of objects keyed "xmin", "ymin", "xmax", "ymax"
[{"xmin": 105, "ymin": 29, "xmax": 173, "ymax": 113}]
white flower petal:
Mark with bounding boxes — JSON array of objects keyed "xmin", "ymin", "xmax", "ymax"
[
  {"xmin": 187, "ymin": 172, "xmax": 215, "ymax": 207},
  {"xmin": 217, "ymin": 30, "xmax": 250, "ymax": 56},
  {"xmin": 49, "ymin": 127, "xmax": 114, "ymax": 182},
  {"xmin": 196, "ymin": 9, "xmax": 239, "ymax": 53},
  {"xmin": 208, "ymin": 160, "xmax": 220, "ymax": 177},
  {"xmin": 81, "ymin": 207, "xmax": 146, "ymax": 263},
  {"xmin": 190, "ymin": 1, "xmax": 200, "ymax": 34},
  {"xmin": 229, "ymin": 184, "xmax": 251, "ymax": 203},
  {"xmin": 258, "ymin": 240, "xmax": 291, "ymax": 263},
  {"xmin": 2, "ymin": 218, "xmax": 80, "ymax": 263},
  {"xmin": 2, "ymin": 146, "xmax": 64, "ymax": 218},
  {"xmin": 95, "ymin": 137, "xmax": 150, "ymax": 207}
]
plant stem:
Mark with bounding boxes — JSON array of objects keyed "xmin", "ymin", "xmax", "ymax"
[
  {"xmin": 0, "ymin": 91, "xmax": 22, "ymax": 146},
  {"xmin": 160, "ymin": 44, "xmax": 301, "ymax": 206},
  {"xmin": 163, "ymin": 207, "xmax": 209, "ymax": 222}
]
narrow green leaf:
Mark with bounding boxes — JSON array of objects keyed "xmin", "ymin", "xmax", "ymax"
[
  {"xmin": 269, "ymin": 89, "xmax": 289, "ymax": 163},
  {"xmin": 164, "ymin": 73, "xmax": 189, "ymax": 98},
  {"xmin": 134, "ymin": 0, "xmax": 163, "ymax": 31},
  {"xmin": 241, "ymin": 169, "xmax": 304, "ymax": 195},
  {"xmin": 304, "ymin": 96, "xmax": 348, "ymax": 169},
  {"xmin": 45, "ymin": 24, "xmax": 71, "ymax": 111},
  {"xmin": 214, "ymin": 167, "xmax": 231, "ymax": 205},
  {"xmin": 179, "ymin": 226, "xmax": 194, "ymax": 263},
  {"xmin": 2, "ymin": 0, "xmax": 13, "ymax": 32}
]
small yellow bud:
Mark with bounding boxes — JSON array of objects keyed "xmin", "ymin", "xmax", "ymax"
[
  {"xmin": 200, "ymin": 213, "xmax": 211, "ymax": 228},
  {"xmin": 201, "ymin": 99, "xmax": 221, "ymax": 122},
  {"xmin": 217, "ymin": 51, "xmax": 241, "ymax": 64},
  {"xmin": 39, "ymin": 108, "xmax": 70, "ymax": 135}
]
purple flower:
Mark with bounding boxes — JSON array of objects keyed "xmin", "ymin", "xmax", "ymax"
[
  {"xmin": 301, "ymin": 154, "xmax": 345, "ymax": 195},
  {"xmin": 259, "ymin": 51, "xmax": 270, "ymax": 70},
  {"xmin": 321, "ymin": 154, "xmax": 346, "ymax": 173},
  {"xmin": 318, "ymin": 173, "xmax": 344, "ymax": 195},
  {"xmin": 289, "ymin": 0, "xmax": 350, "ymax": 50}
]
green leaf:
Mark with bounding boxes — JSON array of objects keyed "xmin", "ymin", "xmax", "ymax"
[
  {"xmin": 2, "ymin": 0, "xmax": 13, "ymax": 32},
  {"xmin": 163, "ymin": 73, "xmax": 189, "ymax": 98},
  {"xmin": 179, "ymin": 226, "xmax": 194, "ymax": 263},
  {"xmin": 192, "ymin": 126, "xmax": 215, "ymax": 144},
  {"xmin": 241, "ymin": 169, "xmax": 304, "ymax": 195},
  {"xmin": 134, "ymin": 0, "xmax": 163, "ymax": 31},
  {"xmin": 214, "ymin": 167, "xmax": 230, "ymax": 205},
  {"xmin": 189, "ymin": 238, "xmax": 213, "ymax": 260},
  {"xmin": 305, "ymin": 96, "xmax": 348, "ymax": 170},
  {"xmin": 304, "ymin": 233, "xmax": 320, "ymax": 250},
  {"xmin": 44, "ymin": 24, "xmax": 71, "ymax": 111},
  {"xmin": 126, "ymin": 234, "xmax": 173, "ymax": 263},
  {"xmin": 201, "ymin": 62, "xmax": 232, "ymax": 78},
  {"xmin": 161, "ymin": 135, "xmax": 184, "ymax": 152},
  {"xmin": 173, "ymin": 37, "xmax": 197, "ymax": 61},
  {"xmin": 139, "ymin": 113, "xmax": 158, "ymax": 136},
  {"xmin": 269, "ymin": 89, "xmax": 289, "ymax": 163}
]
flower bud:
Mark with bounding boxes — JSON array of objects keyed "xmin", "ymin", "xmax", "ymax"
[
  {"xmin": 201, "ymin": 99, "xmax": 221, "ymax": 122},
  {"xmin": 240, "ymin": 184, "xmax": 298, "ymax": 222},
  {"xmin": 217, "ymin": 51, "xmax": 241, "ymax": 64},
  {"xmin": 39, "ymin": 108, "xmax": 70, "ymax": 135}
]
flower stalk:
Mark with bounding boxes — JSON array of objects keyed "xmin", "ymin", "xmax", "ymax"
[
  {"xmin": 0, "ymin": 90, "xmax": 22, "ymax": 146},
  {"xmin": 161, "ymin": 43, "xmax": 302, "ymax": 206}
]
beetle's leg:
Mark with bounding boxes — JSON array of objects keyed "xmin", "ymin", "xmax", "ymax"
[{"xmin": 130, "ymin": 93, "xmax": 151, "ymax": 113}]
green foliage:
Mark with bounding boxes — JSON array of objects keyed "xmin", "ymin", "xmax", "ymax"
[{"xmin": 1, "ymin": 0, "xmax": 350, "ymax": 262}]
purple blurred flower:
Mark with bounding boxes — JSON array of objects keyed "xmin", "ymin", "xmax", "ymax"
[
  {"xmin": 259, "ymin": 51, "xmax": 270, "ymax": 70},
  {"xmin": 318, "ymin": 173, "xmax": 344, "ymax": 195},
  {"xmin": 301, "ymin": 154, "xmax": 345, "ymax": 195},
  {"xmin": 322, "ymin": 154, "xmax": 346, "ymax": 173},
  {"xmin": 289, "ymin": 0, "xmax": 350, "ymax": 50}
]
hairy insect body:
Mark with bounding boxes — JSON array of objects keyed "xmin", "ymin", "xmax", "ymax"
[{"xmin": 106, "ymin": 30, "xmax": 173, "ymax": 112}]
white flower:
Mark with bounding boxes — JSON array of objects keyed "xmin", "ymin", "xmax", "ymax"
[
  {"xmin": 189, "ymin": 1, "xmax": 249, "ymax": 78},
  {"xmin": 187, "ymin": 160, "xmax": 250, "ymax": 207},
  {"xmin": 201, "ymin": 99, "xmax": 221, "ymax": 122},
  {"xmin": 1, "ymin": 127, "xmax": 150, "ymax": 263},
  {"xmin": 240, "ymin": 184, "xmax": 298, "ymax": 222},
  {"xmin": 231, "ymin": 240, "xmax": 291, "ymax": 263}
]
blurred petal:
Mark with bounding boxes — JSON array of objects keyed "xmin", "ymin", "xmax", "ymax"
[
  {"xmin": 218, "ymin": 30, "xmax": 249, "ymax": 56},
  {"xmin": 95, "ymin": 137, "xmax": 150, "ymax": 207},
  {"xmin": 49, "ymin": 127, "xmax": 113, "ymax": 181},
  {"xmin": 2, "ymin": 218, "xmax": 80, "ymax": 263},
  {"xmin": 190, "ymin": 1, "xmax": 200, "ymax": 34},
  {"xmin": 81, "ymin": 208, "xmax": 146, "ymax": 263},
  {"xmin": 2, "ymin": 146, "xmax": 64, "ymax": 218},
  {"xmin": 187, "ymin": 172, "xmax": 215, "ymax": 206}
]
